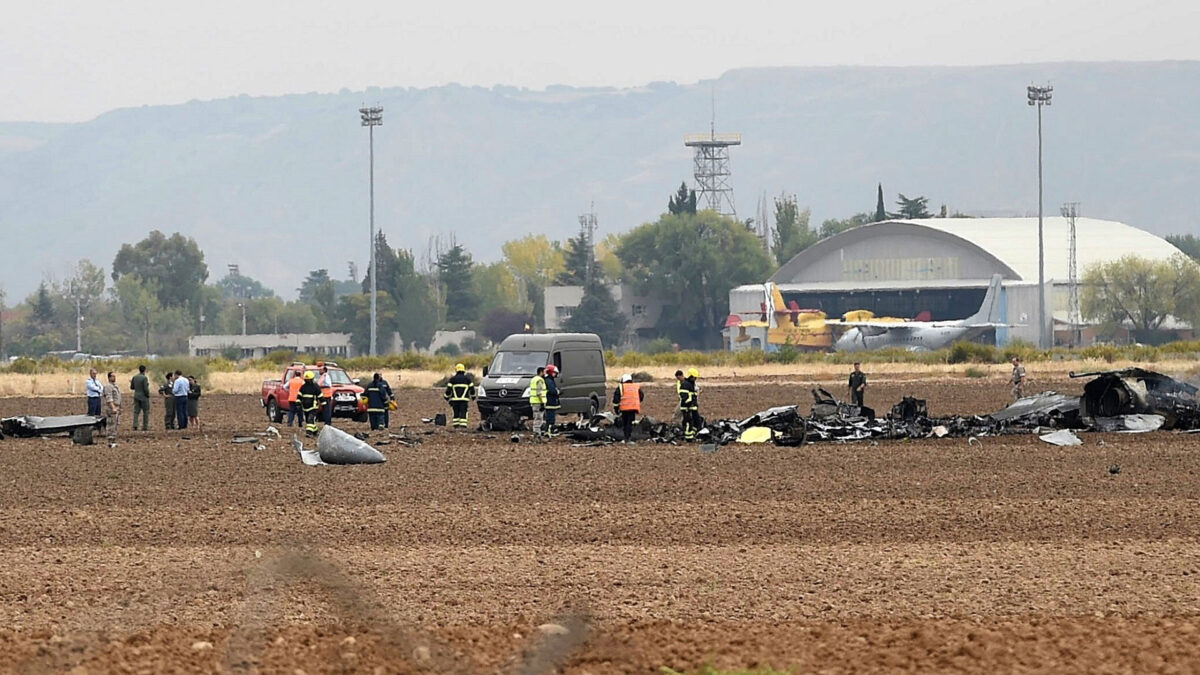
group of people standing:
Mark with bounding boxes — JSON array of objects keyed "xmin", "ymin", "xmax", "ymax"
[{"xmin": 83, "ymin": 365, "xmax": 201, "ymax": 445}]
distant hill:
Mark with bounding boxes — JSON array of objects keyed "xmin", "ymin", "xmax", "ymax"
[{"xmin": 2, "ymin": 61, "xmax": 1199, "ymax": 301}]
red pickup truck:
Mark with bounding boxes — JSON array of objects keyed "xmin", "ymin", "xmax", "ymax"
[{"xmin": 261, "ymin": 362, "xmax": 367, "ymax": 423}]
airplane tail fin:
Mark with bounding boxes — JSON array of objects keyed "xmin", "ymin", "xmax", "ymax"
[{"xmin": 964, "ymin": 275, "xmax": 1003, "ymax": 325}]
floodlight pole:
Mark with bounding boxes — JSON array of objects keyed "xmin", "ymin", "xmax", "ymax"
[
  {"xmin": 238, "ymin": 302, "xmax": 247, "ymax": 335},
  {"xmin": 1028, "ymin": 84, "xmax": 1053, "ymax": 348},
  {"xmin": 360, "ymin": 105, "xmax": 383, "ymax": 356}
]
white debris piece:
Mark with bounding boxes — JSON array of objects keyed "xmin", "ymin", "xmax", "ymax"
[{"xmin": 1039, "ymin": 429, "xmax": 1083, "ymax": 446}]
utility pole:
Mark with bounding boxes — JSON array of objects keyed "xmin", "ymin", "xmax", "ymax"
[
  {"xmin": 1062, "ymin": 202, "xmax": 1081, "ymax": 347},
  {"xmin": 69, "ymin": 281, "xmax": 82, "ymax": 354},
  {"xmin": 359, "ymin": 105, "xmax": 383, "ymax": 356},
  {"xmin": 579, "ymin": 204, "xmax": 598, "ymax": 288},
  {"xmin": 1027, "ymin": 83, "xmax": 1053, "ymax": 348},
  {"xmin": 237, "ymin": 302, "xmax": 247, "ymax": 336}
]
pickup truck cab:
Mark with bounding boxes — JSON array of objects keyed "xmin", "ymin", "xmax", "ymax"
[{"xmin": 262, "ymin": 361, "xmax": 366, "ymax": 423}]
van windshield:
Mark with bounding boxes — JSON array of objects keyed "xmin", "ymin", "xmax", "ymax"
[{"xmin": 489, "ymin": 351, "xmax": 549, "ymax": 376}]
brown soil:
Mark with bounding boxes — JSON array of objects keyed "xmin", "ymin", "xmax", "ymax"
[{"xmin": 1, "ymin": 375, "xmax": 1198, "ymax": 673}]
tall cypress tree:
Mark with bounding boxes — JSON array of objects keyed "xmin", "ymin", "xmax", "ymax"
[{"xmin": 874, "ymin": 183, "xmax": 887, "ymax": 222}]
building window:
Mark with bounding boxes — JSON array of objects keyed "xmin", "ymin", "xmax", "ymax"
[
  {"xmin": 555, "ymin": 306, "xmax": 574, "ymax": 320},
  {"xmin": 631, "ymin": 304, "xmax": 646, "ymax": 316}
]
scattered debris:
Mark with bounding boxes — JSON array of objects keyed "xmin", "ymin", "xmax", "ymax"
[
  {"xmin": 1, "ymin": 414, "xmax": 104, "ymax": 438},
  {"xmin": 72, "ymin": 427, "xmax": 95, "ymax": 446},
  {"xmin": 232, "ymin": 436, "xmax": 260, "ymax": 444},
  {"xmin": 1109, "ymin": 464, "xmax": 1122, "ymax": 475},
  {"xmin": 265, "ymin": 425, "xmax": 280, "ymax": 439},
  {"xmin": 1039, "ymin": 429, "xmax": 1083, "ymax": 446},
  {"xmin": 1073, "ymin": 368, "xmax": 1200, "ymax": 429},
  {"xmin": 483, "ymin": 407, "xmax": 523, "ymax": 431},
  {"xmin": 1092, "ymin": 414, "xmax": 1165, "ymax": 433}
]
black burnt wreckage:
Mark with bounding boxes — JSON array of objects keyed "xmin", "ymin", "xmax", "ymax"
[{"xmin": 559, "ymin": 368, "xmax": 1200, "ymax": 447}]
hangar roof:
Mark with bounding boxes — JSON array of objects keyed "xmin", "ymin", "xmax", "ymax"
[{"xmin": 771, "ymin": 217, "xmax": 1183, "ymax": 283}]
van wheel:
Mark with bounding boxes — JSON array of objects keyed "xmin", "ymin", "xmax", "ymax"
[{"xmin": 588, "ymin": 397, "xmax": 599, "ymax": 418}]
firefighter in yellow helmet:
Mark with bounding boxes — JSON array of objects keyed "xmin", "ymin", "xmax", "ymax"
[
  {"xmin": 679, "ymin": 367, "xmax": 701, "ymax": 441},
  {"xmin": 297, "ymin": 370, "xmax": 324, "ymax": 437},
  {"xmin": 443, "ymin": 363, "xmax": 477, "ymax": 430}
]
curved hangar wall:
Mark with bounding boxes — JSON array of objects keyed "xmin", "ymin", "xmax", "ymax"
[{"xmin": 765, "ymin": 218, "xmax": 1185, "ymax": 346}]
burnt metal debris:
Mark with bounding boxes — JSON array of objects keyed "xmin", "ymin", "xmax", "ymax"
[
  {"xmin": 559, "ymin": 367, "xmax": 1200, "ymax": 448},
  {"xmin": 0, "ymin": 414, "xmax": 105, "ymax": 439}
]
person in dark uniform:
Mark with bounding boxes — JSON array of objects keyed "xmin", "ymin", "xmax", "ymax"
[
  {"xmin": 159, "ymin": 373, "xmax": 176, "ymax": 430},
  {"xmin": 679, "ymin": 368, "xmax": 700, "ymax": 441},
  {"xmin": 848, "ymin": 362, "xmax": 867, "ymax": 407},
  {"xmin": 298, "ymin": 371, "xmax": 324, "ymax": 438},
  {"xmin": 364, "ymin": 372, "xmax": 391, "ymax": 430},
  {"xmin": 543, "ymin": 365, "xmax": 561, "ymax": 437},
  {"xmin": 443, "ymin": 363, "xmax": 476, "ymax": 430},
  {"xmin": 380, "ymin": 374, "xmax": 396, "ymax": 428},
  {"xmin": 130, "ymin": 364, "xmax": 151, "ymax": 431}
]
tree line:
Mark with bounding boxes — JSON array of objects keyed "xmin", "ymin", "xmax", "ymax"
[{"xmin": 3, "ymin": 182, "xmax": 1195, "ymax": 358}]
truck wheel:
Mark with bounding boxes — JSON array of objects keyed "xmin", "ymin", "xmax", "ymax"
[
  {"xmin": 266, "ymin": 398, "xmax": 283, "ymax": 423},
  {"xmin": 588, "ymin": 397, "xmax": 599, "ymax": 418}
]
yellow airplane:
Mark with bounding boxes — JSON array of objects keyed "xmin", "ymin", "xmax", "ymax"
[{"xmin": 727, "ymin": 284, "xmax": 832, "ymax": 350}]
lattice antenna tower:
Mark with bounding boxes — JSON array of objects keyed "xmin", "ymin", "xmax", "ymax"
[
  {"xmin": 1061, "ymin": 202, "xmax": 1081, "ymax": 346},
  {"xmin": 685, "ymin": 88, "xmax": 741, "ymax": 218},
  {"xmin": 579, "ymin": 203, "xmax": 599, "ymax": 287}
]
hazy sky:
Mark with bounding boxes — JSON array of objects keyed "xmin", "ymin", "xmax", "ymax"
[{"xmin": 2, "ymin": 0, "xmax": 1197, "ymax": 122}]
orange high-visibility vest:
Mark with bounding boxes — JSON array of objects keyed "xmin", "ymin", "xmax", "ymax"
[
  {"xmin": 288, "ymin": 376, "xmax": 304, "ymax": 403},
  {"xmin": 619, "ymin": 384, "xmax": 642, "ymax": 413}
]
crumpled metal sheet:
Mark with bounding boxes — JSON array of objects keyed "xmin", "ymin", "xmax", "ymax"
[
  {"xmin": 1091, "ymin": 414, "xmax": 1165, "ymax": 433},
  {"xmin": 988, "ymin": 392, "xmax": 1080, "ymax": 424},
  {"xmin": 0, "ymin": 414, "xmax": 105, "ymax": 438}
]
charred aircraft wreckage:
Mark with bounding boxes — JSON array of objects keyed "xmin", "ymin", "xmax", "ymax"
[{"xmin": 559, "ymin": 367, "xmax": 1200, "ymax": 447}]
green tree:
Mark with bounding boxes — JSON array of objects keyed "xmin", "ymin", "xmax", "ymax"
[
  {"xmin": 668, "ymin": 181, "xmax": 697, "ymax": 215},
  {"xmin": 481, "ymin": 308, "xmax": 530, "ymax": 344},
  {"xmin": 1166, "ymin": 234, "xmax": 1200, "ymax": 262},
  {"xmin": 556, "ymin": 234, "xmax": 594, "ymax": 286},
  {"xmin": 819, "ymin": 212, "xmax": 873, "ymax": 238},
  {"xmin": 358, "ymin": 233, "xmax": 440, "ymax": 349},
  {"xmin": 1081, "ymin": 254, "xmax": 1200, "ymax": 337},
  {"xmin": 111, "ymin": 231, "xmax": 209, "ymax": 312},
  {"xmin": 617, "ymin": 210, "xmax": 773, "ymax": 347},
  {"xmin": 874, "ymin": 183, "xmax": 888, "ymax": 222},
  {"xmin": 473, "ymin": 262, "xmax": 522, "ymax": 313},
  {"xmin": 30, "ymin": 282, "xmax": 56, "ymax": 332},
  {"xmin": 216, "ymin": 274, "xmax": 275, "ymax": 299},
  {"xmin": 771, "ymin": 193, "xmax": 817, "ymax": 266},
  {"xmin": 299, "ymin": 268, "xmax": 337, "ymax": 326},
  {"xmin": 564, "ymin": 282, "xmax": 627, "ymax": 347},
  {"xmin": 436, "ymin": 243, "xmax": 480, "ymax": 324},
  {"xmin": 335, "ymin": 291, "xmax": 399, "ymax": 354},
  {"xmin": 894, "ymin": 193, "xmax": 932, "ymax": 219},
  {"xmin": 115, "ymin": 275, "xmax": 162, "ymax": 353}
]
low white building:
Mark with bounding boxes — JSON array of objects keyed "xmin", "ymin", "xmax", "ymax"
[
  {"xmin": 544, "ymin": 284, "xmax": 663, "ymax": 348},
  {"xmin": 189, "ymin": 333, "xmax": 355, "ymax": 359}
]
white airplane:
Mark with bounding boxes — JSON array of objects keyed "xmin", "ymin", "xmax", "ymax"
[{"xmin": 829, "ymin": 275, "xmax": 1007, "ymax": 352}]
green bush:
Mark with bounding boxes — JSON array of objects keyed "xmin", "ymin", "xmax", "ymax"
[
  {"xmin": 220, "ymin": 345, "xmax": 244, "ymax": 361},
  {"xmin": 643, "ymin": 338, "xmax": 674, "ymax": 355},
  {"xmin": 150, "ymin": 356, "xmax": 210, "ymax": 386},
  {"xmin": 262, "ymin": 349, "xmax": 298, "ymax": 365},
  {"xmin": 435, "ymin": 343, "xmax": 461, "ymax": 357},
  {"xmin": 630, "ymin": 371, "xmax": 655, "ymax": 382},
  {"xmin": 947, "ymin": 341, "xmax": 1001, "ymax": 364},
  {"xmin": 6, "ymin": 356, "xmax": 38, "ymax": 374},
  {"xmin": 964, "ymin": 366, "xmax": 988, "ymax": 378}
]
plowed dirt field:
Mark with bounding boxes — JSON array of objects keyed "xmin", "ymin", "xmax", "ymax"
[{"xmin": 1, "ymin": 373, "xmax": 1198, "ymax": 673}]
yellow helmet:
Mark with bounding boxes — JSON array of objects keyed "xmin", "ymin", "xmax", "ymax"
[
  {"xmin": 687, "ymin": 368, "xmax": 699, "ymax": 378},
  {"xmin": 304, "ymin": 371, "xmax": 315, "ymax": 380},
  {"xmin": 455, "ymin": 363, "xmax": 466, "ymax": 372}
]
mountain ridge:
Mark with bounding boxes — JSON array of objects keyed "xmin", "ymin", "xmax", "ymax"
[{"xmin": 2, "ymin": 61, "xmax": 1198, "ymax": 301}]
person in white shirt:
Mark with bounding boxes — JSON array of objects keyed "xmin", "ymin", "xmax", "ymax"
[
  {"xmin": 171, "ymin": 369, "xmax": 191, "ymax": 429},
  {"xmin": 85, "ymin": 368, "xmax": 104, "ymax": 416}
]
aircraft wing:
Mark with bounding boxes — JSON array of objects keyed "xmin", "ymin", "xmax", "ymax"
[{"xmin": 827, "ymin": 320, "xmax": 918, "ymax": 330}]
